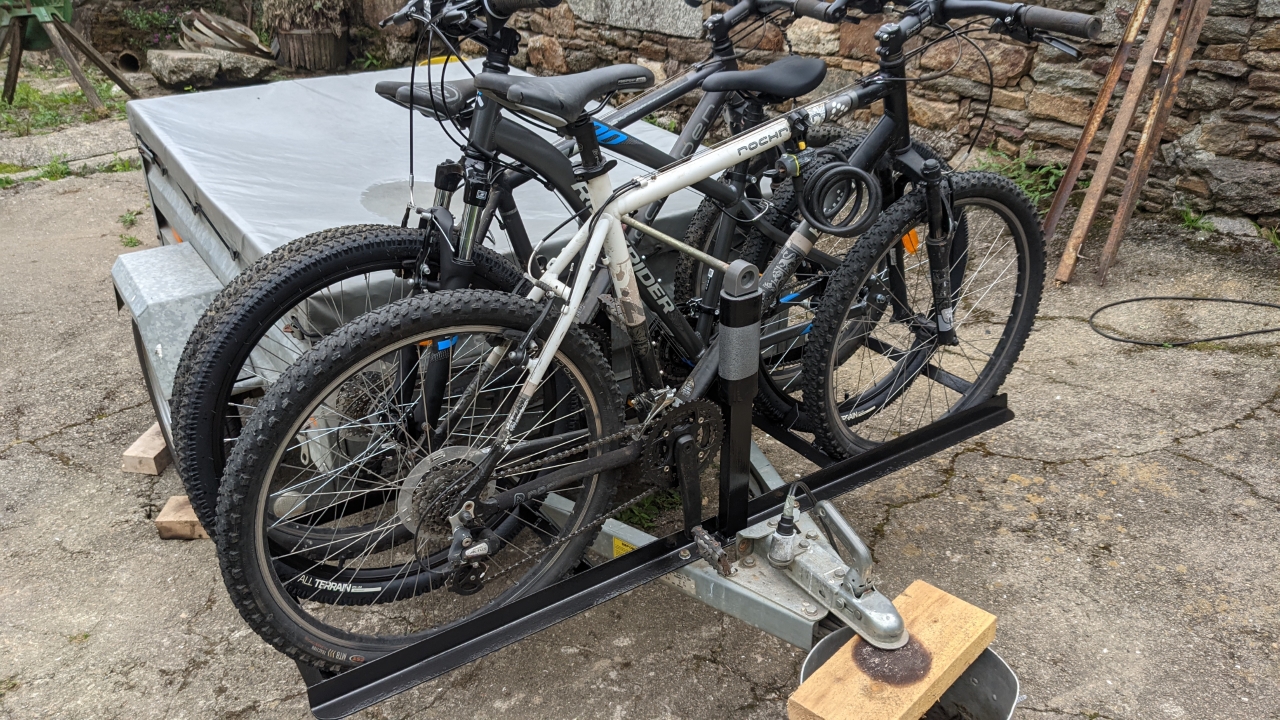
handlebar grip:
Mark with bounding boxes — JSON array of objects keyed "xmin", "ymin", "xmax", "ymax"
[
  {"xmin": 1021, "ymin": 5, "xmax": 1101, "ymax": 40},
  {"xmin": 794, "ymin": 0, "xmax": 843, "ymax": 22},
  {"xmin": 485, "ymin": 0, "xmax": 561, "ymax": 17}
]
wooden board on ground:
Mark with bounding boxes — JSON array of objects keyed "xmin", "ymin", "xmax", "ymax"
[
  {"xmin": 122, "ymin": 422, "xmax": 171, "ymax": 475},
  {"xmin": 155, "ymin": 495, "xmax": 210, "ymax": 540},
  {"xmin": 788, "ymin": 580, "xmax": 996, "ymax": 720}
]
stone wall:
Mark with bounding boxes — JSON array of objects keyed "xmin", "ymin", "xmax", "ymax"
[{"xmin": 507, "ymin": 0, "xmax": 1280, "ymax": 225}]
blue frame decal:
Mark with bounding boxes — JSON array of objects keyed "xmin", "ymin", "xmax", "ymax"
[{"xmin": 593, "ymin": 121, "xmax": 628, "ymax": 146}]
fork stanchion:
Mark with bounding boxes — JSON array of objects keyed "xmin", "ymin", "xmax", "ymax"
[{"xmin": 716, "ymin": 259, "xmax": 762, "ymax": 536}]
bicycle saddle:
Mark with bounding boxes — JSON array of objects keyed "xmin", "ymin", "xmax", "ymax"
[
  {"xmin": 701, "ymin": 55, "xmax": 826, "ymax": 102},
  {"xmin": 475, "ymin": 64, "xmax": 655, "ymax": 127},
  {"xmin": 375, "ymin": 78, "xmax": 477, "ymax": 121}
]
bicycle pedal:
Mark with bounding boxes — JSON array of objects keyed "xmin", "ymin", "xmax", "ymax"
[{"xmin": 691, "ymin": 526, "xmax": 734, "ymax": 577}]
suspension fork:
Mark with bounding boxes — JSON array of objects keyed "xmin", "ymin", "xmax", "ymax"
[{"xmin": 921, "ymin": 158, "xmax": 958, "ymax": 346}]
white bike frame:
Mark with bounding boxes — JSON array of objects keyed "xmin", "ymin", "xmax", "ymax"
[{"xmin": 490, "ymin": 89, "xmax": 862, "ymax": 443}]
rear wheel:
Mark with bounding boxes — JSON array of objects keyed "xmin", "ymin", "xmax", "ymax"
[
  {"xmin": 170, "ymin": 225, "xmax": 527, "ymax": 537},
  {"xmin": 800, "ymin": 172, "xmax": 1043, "ymax": 458},
  {"xmin": 217, "ymin": 289, "xmax": 623, "ymax": 670}
]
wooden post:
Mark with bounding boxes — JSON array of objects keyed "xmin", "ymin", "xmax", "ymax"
[
  {"xmin": 788, "ymin": 581, "xmax": 997, "ymax": 720},
  {"xmin": 39, "ymin": 17, "xmax": 104, "ymax": 111},
  {"xmin": 3, "ymin": 18, "xmax": 25, "ymax": 105},
  {"xmin": 1053, "ymin": 0, "xmax": 1180, "ymax": 284},
  {"xmin": 51, "ymin": 15, "xmax": 140, "ymax": 99},
  {"xmin": 1096, "ymin": 0, "xmax": 1212, "ymax": 283},
  {"xmin": 1041, "ymin": 0, "xmax": 1155, "ymax": 242}
]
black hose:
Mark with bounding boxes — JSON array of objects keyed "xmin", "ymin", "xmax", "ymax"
[{"xmin": 1088, "ymin": 297, "xmax": 1280, "ymax": 347}]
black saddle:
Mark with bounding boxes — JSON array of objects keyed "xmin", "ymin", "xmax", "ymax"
[
  {"xmin": 701, "ymin": 55, "xmax": 827, "ymax": 102},
  {"xmin": 475, "ymin": 64, "xmax": 655, "ymax": 126},
  {"xmin": 375, "ymin": 78, "xmax": 477, "ymax": 121}
]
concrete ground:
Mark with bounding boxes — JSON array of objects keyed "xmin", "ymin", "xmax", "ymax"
[{"xmin": 1, "ymin": 160, "xmax": 1279, "ymax": 720}]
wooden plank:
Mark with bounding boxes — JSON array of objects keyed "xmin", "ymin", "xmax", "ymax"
[
  {"xmin": 1053, "ymin": 0, "xmax": 1180, "ymax": 284},
  {"xmin": 39, "ymin": 19, "xmax": 105, "ymax": 111},
  {"xmin": 122, "ymin": 422, "xmax": 172, "ymax": 475},
  {"xmin": 51, "ymin": 16, "xmax": 140, "ymax": 99},
  {"xmin": 154, "ymin": 495, "xmax": 210, "ymax": 540},
  {"xmin": 3, "ymin": 18, "xmax": 25, "ymax": 105},
  {"xmin": 1096, "ymin": 0, "xmax": 1212, "ymax": 283},
  {"xmin": 1042, "ymin": 0, "xmax": 1155, "ymax": 242},
  {"xmin": 788, "ymin": 581, "xmax": 996, "ymax": 720}
]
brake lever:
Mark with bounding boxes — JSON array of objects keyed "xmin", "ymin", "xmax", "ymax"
[{"xmin": 1032, "ymin": 30, "xmax": 1081, "ymax": 59}]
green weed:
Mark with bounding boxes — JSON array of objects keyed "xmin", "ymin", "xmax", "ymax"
[
  {"xmin": 0, "ymin": 176, "xmax": 14, "ymax": 189},
  {"xmin": 643, "ymin": 114, "xmax": 678, "ymax": 133},
  {"xmin": 68, "ymin": 632, "xmax": 90, "ymax": 644},
  {"xmin": 356, "ymin": 51, "xmax": 385, "ymax": 70},
  {"xmin": 0, "ymin": 80, "xmax": 126, "ymax": 137},
  {"xmin": 120, "ymin": 235, "xmax": 142, "ymax": 248},
  {"xmin": 0, "ymin": 676, "xmax": 18, "ymax": 698},
  {"xmin": 1259, "ymin": 225, "xmax": 1280, "ymax": 251},
  {"xmin": 39, "ymin": 157, "xmax": 72, "ymax": 181},
  {"xmin": 122, "ymin": 7, "xmax": 181, "ymax": 47},
  {"xmin": 974, "ymin": 147, "xmax": 1065, "ymax": 208},
  {"xmin": 616, "ymin": 489, "xmax": 683, "ymax": 530},
  {"xmin": 119, "ymin": 210, "xmax": 140, "ymax": 228},
  {"xmin": 0, "ymin": 162, "xmax": 29, "ymax": 174},
  {"xmin": 1179, "ymin": 205, "xmax": 1215, "ymax": 232},
  {"xmin": 101, "ymin": 154, "xmax": 141, "ymax": 173}
]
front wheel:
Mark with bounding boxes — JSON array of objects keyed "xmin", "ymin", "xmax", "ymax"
[
  {"xmin": 800, "ymin": 172, "xmax": 1044, "ymax": 458},
  {"xmin": 216, "ymin": 289, "xmax": 624, "ymax": 671}
]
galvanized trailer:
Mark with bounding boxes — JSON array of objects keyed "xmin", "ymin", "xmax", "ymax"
[{"xmin": 111, "ymin": 62, "xmax": 704, "ymax": 442}]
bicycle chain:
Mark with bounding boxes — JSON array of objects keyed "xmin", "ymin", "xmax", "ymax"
[
  {"xmin": 494, "ymin": 426, "xmax": 640, "ymax": 480},
  {"xmin": 479, "ymin": 486, "xmax": 662, "ymax": 585}
]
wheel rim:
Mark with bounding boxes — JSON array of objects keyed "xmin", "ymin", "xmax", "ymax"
[{"xmin": 250, "ymin": 323, "xmax": 609, "ymax": 651}]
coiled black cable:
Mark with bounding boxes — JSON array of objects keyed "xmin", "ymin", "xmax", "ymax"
[{"xmin": 1089, "ymin": 297, "xmax": 1280, "ymax": 347}]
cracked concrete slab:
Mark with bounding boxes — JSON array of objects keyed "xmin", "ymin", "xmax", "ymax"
[
  {"xmin": 1, "ymin": 168, "xmax": 1278, "ymax": 720},
  {"xmin": 0, "ymin": 120, "xmax": 137, "ymax": 169}
]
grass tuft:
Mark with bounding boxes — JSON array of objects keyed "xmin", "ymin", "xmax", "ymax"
[
  {"xmin": 39, "ymin": 157, "xmax": 72, "ymax": 181},
  {"xmin": 119, "ymin": 210, "xmax": 140, "ymax": 228},
  {"xmin": 974, "ymin": 147, "xmax": 1065, "ymax": 208},
  {"xmin": 0, "ymin": 80, "xmax": 126, "ymax": 137},
  {"xmin": 1179, "ymin": 205, "xmax": 1215, "ymax": 233},
  {"xmin": 616, "ymin": 489, "xmax": 683, "ymax": 530},
  {"xmin": 0, "ymin": 176, "xmax": 14, "ymax": 189},
  {"xmin": 120, "ymin": 235, "xmax": 142, "ymax": 248}
]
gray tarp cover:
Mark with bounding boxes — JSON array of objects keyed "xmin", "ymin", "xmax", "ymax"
[{"xmin": 125, "ymin": 62, "xmax": 702, "ymax": 283}]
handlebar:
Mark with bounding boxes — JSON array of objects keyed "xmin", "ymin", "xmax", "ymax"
[{"xmin": 484, "ymin": 0, "xmax": 561, "ymax": 18}]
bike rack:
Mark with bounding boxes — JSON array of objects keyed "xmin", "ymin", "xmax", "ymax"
[{"xmin": 291, "ymin": 262, "xmax": 1016, "ymax": 719}]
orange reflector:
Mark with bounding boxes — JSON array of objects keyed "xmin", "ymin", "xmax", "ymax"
[{"xmin": 902, "ymin": 229, "xmax": 920, "ymax": 254}]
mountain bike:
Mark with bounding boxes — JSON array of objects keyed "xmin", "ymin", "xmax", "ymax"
[
  {"xmin": 168, "ymin": 0, "xmax": 890, "ymax": 537},
  {"xmin": 213, "ymin": 0, "xmax": 1099, "ymax": 669}
]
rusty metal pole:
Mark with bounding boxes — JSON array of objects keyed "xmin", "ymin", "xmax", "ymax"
[
  {"xmin": 1096, "ymin": 0, "xmax": 1212, "ymax": 283},
  {"xmin": 1053, "ymin": 0, "xmax": 1180, "ymax": 284},
  {"xmin": 1042, "ymin": 0, "xmax": 1155, "ymax": 243}
]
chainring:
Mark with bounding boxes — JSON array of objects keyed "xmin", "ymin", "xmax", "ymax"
[{"xmin": 641, "ymin": 399, "xmax": 723, "ymax": 480}]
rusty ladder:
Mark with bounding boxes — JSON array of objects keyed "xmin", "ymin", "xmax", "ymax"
[{"xmin": 1042, "ymin": 0, "xmax": 1212, "ymax": 284}]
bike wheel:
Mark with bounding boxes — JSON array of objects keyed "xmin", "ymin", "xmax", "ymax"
[
  {"xmin": 800, "ymin": 172, "xmax": 1043, "ymax": 458},
  {"xmin": 171, "ymin": 225, "xmax": 527, "ymax": 537},
  {"xmin": 217, "ymin": 289, "xmax": 623, "ymax": 670},
  {"xmin": 677, "ymin": 132, "xmax": 954, "ymax": 431}
]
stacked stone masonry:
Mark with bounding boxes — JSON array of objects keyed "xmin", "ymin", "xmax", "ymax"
[{"xmin": 504, "ymin": 0, "xmax": 1280, "ymax": 226}]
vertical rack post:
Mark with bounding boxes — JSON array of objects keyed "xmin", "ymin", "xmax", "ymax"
[{"xmin": 716, "ymin": 258, "xmax": 762, "ymax": 536}]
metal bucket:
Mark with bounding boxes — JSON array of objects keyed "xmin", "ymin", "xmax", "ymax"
[{"xmin": 800, "ymin": 627, "xmax": 1020, "ymax": 720}]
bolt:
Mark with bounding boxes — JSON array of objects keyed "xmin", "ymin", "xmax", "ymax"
[
  {"xmin": 768, "ymin": 519, "xmax": 778, "ymax": 528},
  {"xmin": 679, "ymin": 549, "xmax": 691, "ymax": 560},
  {"xmin": 737, "ymin": 540, "xmax": 751, "ymax": 553},
  {"xmin": 834, "ymin": 567, "xmax": 847, "ymax": 578},
  {"xmin": 799, "ymin": 539, "xmax": 811, "ymax": 549},
  {"xmin": 805, "ymin": 530, "xmax": 818, "ymax": 540},
  {"xmin": 803, "ymin": 603, "xmax": 820, "ymax": 616},
  {"xmin": 741, "ymin": 555, "xmax": 757, "ymax": 568},
  {"xmin": 663, "ymin": 430, "xmax": 670, "ymax": 437}
]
